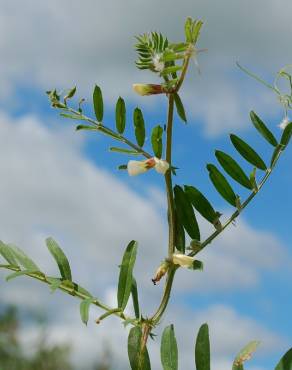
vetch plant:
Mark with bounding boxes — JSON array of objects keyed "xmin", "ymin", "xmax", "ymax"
[{"xmin": 1, "ymin": 17, "xmax": 292, "ymax": 369}]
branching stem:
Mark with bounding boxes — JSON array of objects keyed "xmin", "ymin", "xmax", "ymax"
[
  {"xmin": 189, "ymin": 147, "xmax": 284, "ymax": 257},
  {"xmin": 65, "ymin": 106, "xmax": 152, "ymax": 159},
  {"xmin": 0, "ymin": 265, "xmax": 129, "ymax": 321}
]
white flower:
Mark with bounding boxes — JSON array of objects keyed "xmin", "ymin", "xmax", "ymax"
[
  {"xmin": 127, "ymin": 157, "xmax": 169, "ymax": 176},
  {"xmin": 153, "ymin": 157, "xmax": 169, "ymax": 174},
  {"xmin": 152, "ymin": 53, "xmax": 165, "ymax": 73},
  {"xmin": 279, "ymin": 116, "xmax": 290, "ymax": 130},
  {"xmin": 127, "ymin": 160, "xmax": 149, "ymax": 176},
  {"xmin": 172, "ymin": 253, "xmax": 194, "ymax": 268}
]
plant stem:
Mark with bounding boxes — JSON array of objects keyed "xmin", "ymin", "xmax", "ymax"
[
  {"xmin": 165, "ymin": 94, "xmax": 176, "ymax": 258},
  {"xmin": 1, "ymin": 265, "xmax": 129, "ymax": 321},
  {"xmin": 174, "ymin": 45, "xmax": 192, "ymax": 92},
  {"xmin": 151, "ymin": 266, "xmax": 177, "ymax": 323},
  {"xmin": 189, "ymin": 146, "xmax": 284, "ymax": 257},
  {"xmin": 65, "ymin": 107, "xmax": 152, "ymax": 159},
  {"xmin": 149, "ymin": 49, "xmax": 194, "ymax": 326}
]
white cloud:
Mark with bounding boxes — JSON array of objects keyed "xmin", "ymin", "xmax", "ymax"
[
  {"xmin": 0, "ymin": 0, "xmax": 291, "ymax": 134},
  {"xmin": 0, "ymin": 111, "xmax": 289, "ymax": 368}
]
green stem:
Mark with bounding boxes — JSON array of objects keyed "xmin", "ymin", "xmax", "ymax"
[
  {"xmin": 149, "ymin": 49, "xmax": 194, "ymax": 326},
  {"xmin": 189, "ymin": 147, "xmax": 284, "ymax": 257},
  {"xmin": 174, "ymin": 45, "xmax": 192, "ymax": 92},
  {"xmin": 151, "ymin": 266, "xmax": 177, "ymax": 323},
  {"xmin": 65, "ymin": 107, "xmax": 152, "ymax": 159},
  {"xmin": 165, "ymin": 94, "xmax": 176, "ymax": 258},
  {"xmin": 1, "ymin": 265, "xmax": 129, "ymax": 321}
]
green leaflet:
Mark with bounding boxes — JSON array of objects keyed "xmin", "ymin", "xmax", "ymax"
[
  {"xmin": 8, "ymin": 244, "xmax": 40, "ymax": 271},
  {"xmin": 76, "ymin": 125, "xmax": 98, "ymax": 131},
  {"xmin": 131, "ymin": 277, "xmax": 140, "ymax": 319},
  {"xmin": 133, "ymin": 108, "xmax": 146, "ymax": 147},
  {"xmin": 0, "ymin": 241, "xmax": 18, "ymax": 266},
  {"xmin": 184, "ymin": 17, "xmax": 203, "ymax": 44},
  {"xmin": 60, "ymin": 113, "xmax": 84, "ymax": 120},
  {"xmin": 47, "ymin": 277, "xmax": 63, "ymax": 293},
  {"xmin": 195, "ymin": 323, "xmax": 210, "ymax": 370},
  {"xmin": 250, "ymin": 111, "xmax": 278, "ymax": 147},
  {"xmin": 184, "ymin": 17, "xmax": 193, "ymax": 43},
  {"xmin": 118, "ymin": 164, "xmax": 128, "ymax": 170},
  {"xmin": 160, "ymin": 66, "xmax": 183, "ymax": 76},
  {"xmin": 232, "ymin": 341, "xmax": 260, "ymax": 370},
  {"xmin": 274, "ymin": 347, "xmax": 292, "ymax": 370},
  {"xmin": 249, "ymin": 167, "xmax": 258, "ymax": 190},
  {"xmin": 230, "ymin": 134, "xmax": 267, "ymax": 170},
  {"xmin": 280, "ymin": 122, "xmax": 292, "ymax": 147},
  {"xmin": 175, "ymin": 210, "xmax": 185, "ymax": 253},
  {"xmin": 115, "ymin": 97, "xmax": 126, "ymax": 134},
  {"xmin": 174, "ymin": 185, "xmax": 200, "ymax": 241},
  {"xmin": 63, "ymin": 86, "xmax": 77, "ymax": 104},
  {"xmin": 6, "ymin": 269, "xmax": 44, "ymax": 282},
  {"xmin": 192, "ymin": 20, "xmax": 203, "ymax": 44},
  {"xmin": 169, "ymin": 42, "xmax": 188, "ymax": 53},
  {"xmin": 173, "ymin": 93, "xmax": 187, "ymax": 123},
  {"xmin": 46, "ymin": 237, "xmax": 72, "ymax": 282},
  {"xmin": 80, "ymin": 297, "xmax": 95, "ymax": 325},
  {"xmin": 109, "ymin": 147, "xmax": 140, "ymax": 155},
  {"xmin": 93, "ymin": 85, "xmax": 104, "ymax": 121},
  {"xmin": 117, "ymin": 240, "xmax": 138, "ymax": 310},
  {"xmin": 161, "ymin": 324, "xmax": 178, "ymax": 370},
  {"xmin": 207, "ymin": 164, "xmax": 237, "ymax": 207},
  {"xmin": 96, "ymin": 308, "xmax": 122, "ymax": 324},
  {"xmin": 215, "ymin": 150, "xmax": 253, "ymax": 190},
  {"xmin": 151, "ymin": 125, "xmax": 163, "ymax": 158},
  {"xmin": 128, "ymin": 326, "xmax": 151, "ymax": 370},
  {"xmin": 184, "ymin": 185, "xmax": 219, "ymax": 225}
]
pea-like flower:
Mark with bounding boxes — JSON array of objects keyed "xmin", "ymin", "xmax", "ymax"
[
  {"xmin": 172, "ymin": 253, "xmax": 195, "ymax": 268},
  {"xmin": 279, "ymin": 116, "xmax": 290, "ymax": 130},
  {"xmin": 127, "ymin": 157, "xmax": 169, "ymax": 176},
  {"xmin": 133, "ymin": 83, "xmax": 164, "ymax": 96}
]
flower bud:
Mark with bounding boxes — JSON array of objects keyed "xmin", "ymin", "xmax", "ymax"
[
  {"xmin": 152, "ymin": 261, "xmax": 170, "ymax": 285},
  {"xmin": 133, "ymin": 84, "xmax": 164, "ymax": 96}
]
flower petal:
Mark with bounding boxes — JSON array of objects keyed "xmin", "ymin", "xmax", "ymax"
[
  {"xmin": 172, "ymin": 253, "xmax": 194, "ymax": 268},
  {"xmin": 279, "ymin": 117, "xmax": 290, "ymax": 130},
  {"xmin": 154, "ymin": 158, "xmax": 169, "ymax": 175},
  {"xmin": 127, "ymin": 160, "xmax": 148, "ymax": 176}
]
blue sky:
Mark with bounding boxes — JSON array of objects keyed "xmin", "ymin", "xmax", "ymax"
[{"xmin": 0, "ymin": 1, "xmax": 292, "ymax": 369}]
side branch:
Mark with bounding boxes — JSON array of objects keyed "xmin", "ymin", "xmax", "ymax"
[
  {"xmin": 189, "ymin": 146, "xmax": 284, "ymax": 257},
  {"xmin": 0, "ymin": 264, "xmax": 130, "ymax": 321}
]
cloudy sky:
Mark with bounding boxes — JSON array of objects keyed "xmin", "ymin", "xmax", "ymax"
[{"xmin": 0, "ymin": 1, "xmax": 292, "ymax": 369}]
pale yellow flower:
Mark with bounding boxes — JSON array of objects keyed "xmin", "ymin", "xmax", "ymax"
[{"xmin": 172, "ymin": 253, "xmax": 194, "ymax": 268}]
